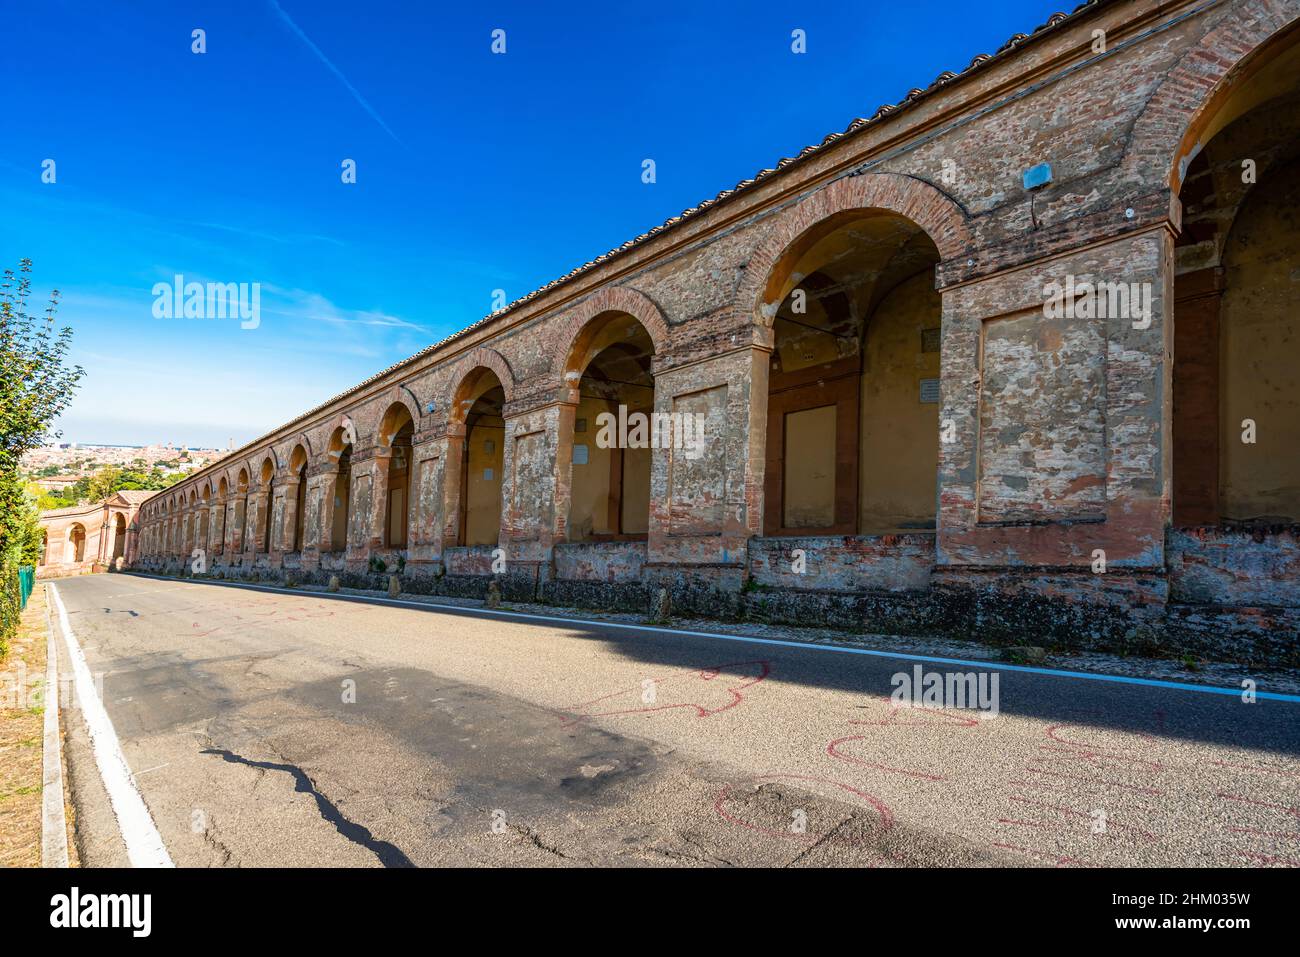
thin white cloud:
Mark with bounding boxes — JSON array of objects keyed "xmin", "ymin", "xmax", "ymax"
[{"xmin": 267, "ymin": 0, "xmax": 402, "ymax": 144}]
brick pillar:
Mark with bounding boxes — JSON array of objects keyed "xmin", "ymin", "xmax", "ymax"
[
  {"xmin": 440, "ymin": 424, "xmax": 467, "ymax": 548},
  {"xmin": 210, "ymin": 501, "xmax": 225, "ymax": 556},
  {"xmin": 550, "ymin": 399, "xmax": 580, "ymax": 548},
  {"xmin": 227, "ymin": 497, "xmax": 245, "ymax": 556},
  {"xmin": 279, "ymin": 477, "xmax": 300, "ymax": 554},
  {"xmin": 407, "ymin": 434, "xmax": 448, "ymax": 574},
  {"xmin": 497, "ymin": 401, "xmax": 572, "ymax": 584},
  {"xmin": 345, "ymin": 451, "xmax": 376, "ymax": 565},
  {"xmin": 646, "ymin": 332, "xmax": 771, "ymax": 587},
  {"xmin": 245, "ymin": 490, "xmax": 267, "ymax": 560},
  {"xmin": 269, "ymin": 484, "xmax": 289, "ymax": 559},
  {"xmin": 298, "ymin": 469, "xmax": 333, "ymax": 571},
  {"xmin": 368, "ymin": 449, "xmax": 392, "ymax": 552},
  {"xmin": 935, "ymin": 226, "xmax": 1173, "ymax": 572}
]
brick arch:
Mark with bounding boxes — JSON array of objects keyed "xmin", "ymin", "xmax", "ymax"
[
  {"xmin": 249, "ymin": 452, "xmax": 276, "ymax": 486},
  {"xmin": 375, "ymin": 385, "xmax": 422, "ymax": 446},
  {"xmin": 322, "ymin": 412, "xmax": 360, "ymax": 454},
  {"xmin": 1124, "ymin": 0, "xmax": 1300, "ymax": 192},
  {"xmin": 551, "ymin": 286, "xmax": 671, "ymax": 374},
  {"xmin": 282, "ymin": 430, "xmax": 313, "ymax": 464},
  {"xmin": 445, "ymin": 347, "xmax": 515, "ymax": 423},
  {"xmin": 286, "ymin": 438, "xmax": 312, "ymax": 473},
  {"xmin": 736, "ymin": 172, "xmax": 972, "ymax": 327}
]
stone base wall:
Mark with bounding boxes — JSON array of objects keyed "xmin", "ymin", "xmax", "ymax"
[
  {"xmin": 748, "ymin": 534, "xmax": 934, "ymax": 592},
  {"xmin": 131, "ymin": 529, "xmax": 1300, "ymax": 668},
  {"xmin": 1168, "ymin": 525, "xmax": 1300, "ymax": 607}
]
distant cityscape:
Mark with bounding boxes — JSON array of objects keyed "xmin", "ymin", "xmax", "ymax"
[{"xmin": 22, "ymin": 441, "xmax": 233, "ymax": 505}]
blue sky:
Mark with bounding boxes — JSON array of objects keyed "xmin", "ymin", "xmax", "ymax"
[{"xmin": 3, "ymin": 0, "xmax": 1060, "ymax": 448}]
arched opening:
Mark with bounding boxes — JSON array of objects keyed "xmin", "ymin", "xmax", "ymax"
[
  {"xmin": 289, "ymin": 445, "xmax": 308, "ymax": 552},
  {"xmin": 68, "ymin": 524, "xmax": 86, "ymax": 563},
  {"xmin": 259, "ymin": 458, "xmax": 274, "ymax": 552},
  {"xmin": 565, "ymin": 313, "xmax": 655, "ymax": 540},
  {"xmin": 1172, "ymin": 29, "xmax": 1300, "ymax": 526},
  {"xmin": 327, "ymin": 426, "xmax": 353, "ymax": 552},
  {"xmin": 112, "ymin": 513, "xmax": 127, "ymax": 560},
  {"xmin": 761, "ymin": 209, "xmax": 942, "ymax": 535},
  {"xmin": 380, "ymin": 404, "xmax": 415, "ymax": 548},
  {"xmin": 453, "ymin": 368, "xmax": 505, "ymax": 546}
]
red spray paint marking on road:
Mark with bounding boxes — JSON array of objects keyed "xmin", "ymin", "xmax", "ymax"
[
  {"xmin": 1238, "ymin": 851, "xmax": 1300, "ymax": 866},
  {"xmin": 1217, "ymin": 793, "xmax": 1300, "ymax": 817},
  {"xmin": 1038, "ymin": 744, "xmax": 1166, "ymax": 772},
  {"xmin": 559, "ymin": 660, "xmax": 770, "ymax": 725}
]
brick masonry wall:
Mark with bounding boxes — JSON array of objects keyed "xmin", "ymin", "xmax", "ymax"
[
  {"xmin": 748, "ymin": 535, "xmax": 934, "ymax": 593},
  {"xmin": 127, "ymin": 0, "xmax": 1300, "ymax": 665},
  {"xmin": 1167, "ymin": 525, "xmax": 1300, "ymax": 607}
]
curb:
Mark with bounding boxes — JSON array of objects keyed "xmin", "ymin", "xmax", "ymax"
[{"xmin": 41, "ymin": 585, "xmax": 69, "ymax": 868}]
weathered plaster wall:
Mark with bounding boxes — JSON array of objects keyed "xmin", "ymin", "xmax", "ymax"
[
  {"xmin": 1168, "ymin": 525, "xmax": 1300, "ymax": 606},
  {"xmin": 749, "ymin": 534, "xmax": 934, "ymax": 592},
  {"xmin": 859, "ymin": 270, "xmax": 941, "ymax": 532},
  {"xmin": 465, "ymin": 417, "xmax": 504, "ymax": 545}
]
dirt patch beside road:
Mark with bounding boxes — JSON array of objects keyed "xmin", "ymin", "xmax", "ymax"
[{"xmin": 0, "ymin": 585, "xmax": 76, "ymax": 868}]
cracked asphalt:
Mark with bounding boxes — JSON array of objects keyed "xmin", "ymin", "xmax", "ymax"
[{"xmin": 52, "ymin": 574, "xmax": 1300, "ymax": 867}]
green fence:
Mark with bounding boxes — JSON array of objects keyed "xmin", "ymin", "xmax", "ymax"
[{"xmin": 18, "ymin": 565, "xmax": 34, "ymax": 610}]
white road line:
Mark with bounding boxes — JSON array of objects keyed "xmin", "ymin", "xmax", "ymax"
[
  {"xmin": 41, "ymin": 589, "xmax": 69, "ymax": 868},
  {"xmin": 48, "ymin": 582, "xmax": 174, "ymax": 868}
]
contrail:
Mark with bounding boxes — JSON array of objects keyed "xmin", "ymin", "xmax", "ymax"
[{"xmin": 268, "ymin": 0, "xmax": 402, "ymax": 144}]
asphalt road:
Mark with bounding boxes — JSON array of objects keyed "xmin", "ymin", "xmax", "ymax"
[{"xmin": 49, "ymin": 573, "xmax": 1300, "ymax": 867}]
